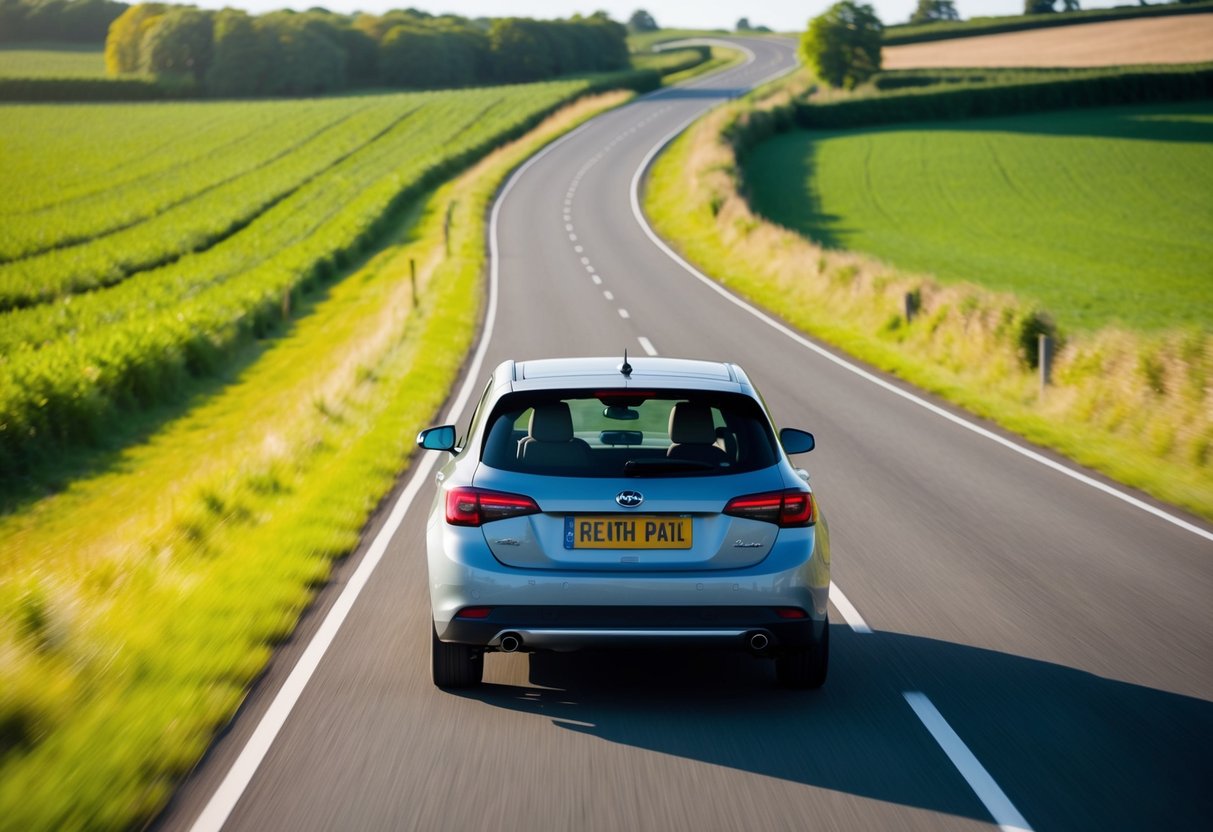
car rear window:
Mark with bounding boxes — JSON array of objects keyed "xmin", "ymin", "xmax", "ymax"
[{"xmin": 480, "ymin": 389, "xmax": 779, "ymax": 477}]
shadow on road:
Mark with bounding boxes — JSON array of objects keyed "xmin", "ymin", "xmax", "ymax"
[{"xmin": 454, "ymin": 625, "xmax": 1213, "ymax": 830}]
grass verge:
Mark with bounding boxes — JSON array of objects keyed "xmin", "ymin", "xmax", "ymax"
[
  {"xmin": 643, "ymin": 72, "xmax": 1212, "ymax": 519},
  {"xmin": 0, "ymin": 89, "xmax": 633, "ymax": 832}
]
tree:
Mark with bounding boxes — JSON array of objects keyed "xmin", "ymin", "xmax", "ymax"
[
  {"xmin": 910, "ymin": 0, "xmax": 960, "ymax": 24},
  {"xmin": 104, "ymin": 2, "xmax": 165, "ymax": 74},
  {"xmin": 736, "ymin": 17, "xmax": 751, "ymax": 31},
  {"xmin": 205, "ymin": 9, "xmax": 266, "ymax": 95},
  {"xmin": 256, "ymin": 12, "xmax": 346, "ymax": 95},
  {"xmin": 800, "ymin": 1, "xmax": 882, "ymax": 89},
  {"xmin": 140, "ymin": 6, "xmax": 213, "ymax": 82},
  {"xmin": 489, "ymin": 18, "xmax": 554, "ymax": 82},
  {"xmin": 627, "ymin": 9, "xmax": 657, "ymax": 33},
  {"xmin": 380, "ymin": 24, "xmax": 454, "ymax": 87}
]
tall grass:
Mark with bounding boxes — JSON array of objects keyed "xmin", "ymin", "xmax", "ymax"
[
  {"xmin": 0, "ymin": 90, "xmax": 634, "ymax": 832},
  {"xmin": 644, "ymin": 72, "xmax": 1212, "ymax": 518}
]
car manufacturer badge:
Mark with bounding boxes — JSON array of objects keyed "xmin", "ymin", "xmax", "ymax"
[{"xmin": 615, "ymin": 490, "xmax": 644, "ymax": 508}]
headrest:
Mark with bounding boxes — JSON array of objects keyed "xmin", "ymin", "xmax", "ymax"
[
  {"xmin": 529, "ymin": 403, "xmax": 574, "ymax": 442},
  {"xmin": 668, "ymin": 402, "xmax": 716, "ymax": 445}
]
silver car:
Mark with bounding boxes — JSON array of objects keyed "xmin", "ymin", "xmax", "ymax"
[{"xmin": 417, "ymin": 356, "xmax": 829, "ymax": 689}]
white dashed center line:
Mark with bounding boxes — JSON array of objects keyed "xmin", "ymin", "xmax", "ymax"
[
  {"xmin": 904, "ymin": 693, "xmax": 1034, "ymax": 832},
  {"xmin": 637, "ymin": 336, "xmax": 658, "ymax": 356},
  {"xmin": 829, "ymin": 582, "xmax": 872, "ymax": 634},
  {"xmin": 618, "ymin": 309, "xmax": 630, "ymax": 319}
]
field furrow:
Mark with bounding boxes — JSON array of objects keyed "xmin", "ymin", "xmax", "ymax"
[
  {"xmin": 0, "ymin": 102, "xmax": 377, "ymax": 261},
  {"xmin": 0, "ymin": 102, "xmax": 429, "ymax": 309}
]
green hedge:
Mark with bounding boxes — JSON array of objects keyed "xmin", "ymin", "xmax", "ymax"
[
  {"xmin": 0, "ymin": 76, "xmax": 188, "ymax": 101},
  {"xmin": 796, "ymin": 64, "xmax": 1213, "ymax": 129},
  {"xmin": 0, "ymin": 68, "xmax": 658, "ymax": 103},
  {"xmin": 884, "ymin": 2, "xmax": 1213, "ymax": 46},
  {"xmin": 633, "ymin": 46, "xmax": 711, "ymax": 77}
]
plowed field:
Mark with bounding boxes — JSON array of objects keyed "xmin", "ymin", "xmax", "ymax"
[{"xmin": 884, "ymin": 15, "xmax": 1213, "ymax": 69}]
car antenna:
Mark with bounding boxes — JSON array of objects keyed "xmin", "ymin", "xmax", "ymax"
[{"xmin": 620, "ymin": 349, "xmax": 632, "ymax": 378}]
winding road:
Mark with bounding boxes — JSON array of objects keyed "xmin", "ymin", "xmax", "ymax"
[{"xmin": 158, "ymin": 38, "xmax": 1213, "ymax": 832}]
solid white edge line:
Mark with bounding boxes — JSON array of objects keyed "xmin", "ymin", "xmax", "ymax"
[
  {"xmin": 903, "ymin": 692, "xmax": 1034, "ymax": 832},
  {"xmin": 627, "ymin": 110, "xmax": 1213, "ymax": 544},
  {"xmin": 828, "ymin": 581, "xmax": 872, "ymax": 634},
  {"xmin": 637, "ymin": 336, "xmax": 658, "ymax": 356},
  {"xmin": 188, "ymin": 115, "xmax": 604, "ymax": 832}
]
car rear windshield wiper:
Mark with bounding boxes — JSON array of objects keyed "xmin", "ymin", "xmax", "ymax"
[{"xmin": 623, "ymin": 458, "xmax": 716, "ymax": 477}]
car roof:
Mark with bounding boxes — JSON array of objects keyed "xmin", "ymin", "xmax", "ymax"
[{"xmin": 502, "ymin": 357, "xmax": 753, "ymax": 394}]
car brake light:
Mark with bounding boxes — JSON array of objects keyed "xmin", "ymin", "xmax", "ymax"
[
  {"xmin": 446, "ymin": 487, "xmax": 540, "ymax": 527},
  {"xmin": 724, "ymin": 489, "xmax": 816, "ymax": 527}
]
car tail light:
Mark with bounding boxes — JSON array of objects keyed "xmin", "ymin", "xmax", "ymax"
[
  {"xmin": 724, "ymin": 489, "xmax": 816, "ymax": 527},
  {"xmin": 775, "ymin": 607, "xmax": 809, "ymax": 619},
  {"xmin": 446, "ymin": 487, "xmax": 540, "ymax": 527},
  {"xmin": 456, "ymin": 606, "xmax": 493, "ymax": 619}
]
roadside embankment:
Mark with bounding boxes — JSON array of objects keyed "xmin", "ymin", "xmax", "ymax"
[{"xmin": 643, "ymin": 72, "xmax": 1212, "ymax": 519}]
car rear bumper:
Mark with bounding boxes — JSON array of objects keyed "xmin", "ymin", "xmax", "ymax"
[{"xmin": 438, "ymin": 605, "xmax": 826, "ymax": 651}]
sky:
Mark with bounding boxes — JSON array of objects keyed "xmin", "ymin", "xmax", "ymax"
[{"xmin": 189, "ymin": 1, "xmax": 1130, "ymax": 32}]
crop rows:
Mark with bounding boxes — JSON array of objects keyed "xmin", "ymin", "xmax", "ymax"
[
  {"xmin": 0, "ymin": 102, "xmax": 428, "ymax": 307},
  {"xmin": 0, "ymin": 80, "xmax": 593, "ymax": 473},
  {"xmin": 0, "ymin": 100, "xmax": 374, "ymax": 261}
]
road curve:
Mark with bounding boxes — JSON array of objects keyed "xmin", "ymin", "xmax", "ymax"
[{"xmin": 158, "ymin": 38, "xmax": 1213, "ymax": 832}]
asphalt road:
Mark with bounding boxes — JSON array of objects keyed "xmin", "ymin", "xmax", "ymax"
[{"xmin": 158, "ymin": 38, "xmax": 1213, "ymax": 832}]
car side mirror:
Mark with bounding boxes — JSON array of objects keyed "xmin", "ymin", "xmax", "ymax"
[
  {"xmin": 780, "ymin": 428, "xmax": 815, "ymax": 455},
  {"xmin": 417, "ymin": 425, "xmax": 457, "ymax": 452}
]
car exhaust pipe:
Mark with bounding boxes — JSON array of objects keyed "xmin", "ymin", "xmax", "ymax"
[
  {"xmin": 749, "ymin": 632, "xmax": 770, "ymax": 652},
  {"xmin": 499, "ymin": 632, "xmax": 523, "ymax": 653}
]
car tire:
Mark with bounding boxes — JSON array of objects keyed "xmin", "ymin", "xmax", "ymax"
[
  {"xmin": 431, "ymin": 622, "xmax": 483, "ymax": 688},
  {"xmin": 775, "ymin": 620, "xmax": 829, "ymax": 689}
]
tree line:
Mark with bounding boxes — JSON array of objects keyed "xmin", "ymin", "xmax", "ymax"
[
  {"xmin": 0, "ymin": 0, "xmax": 128, "ymax": 43},
  {"xmin": 100, "ymin": 5, "xmax": 630, "ymax": 96}
]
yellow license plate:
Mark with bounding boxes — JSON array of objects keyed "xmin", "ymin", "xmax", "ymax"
[{"xmin": 564, "ymin": 516, "xmax": 692, "ymax": 549}]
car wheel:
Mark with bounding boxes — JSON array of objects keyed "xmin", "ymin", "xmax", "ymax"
[
  {"xmin": 431, "ymin": 622, "xmax": 483, "ymax": 688},
  {"xmin": 775, "ymin": 620, "xmax": 828, "ymax": 689}
]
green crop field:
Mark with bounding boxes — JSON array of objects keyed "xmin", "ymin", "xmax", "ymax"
[
  {"xmin": 744, "ymin": 100, "xmax": 1213, "ymax": 333},
  {"xmin": 0, "ymin": 80, "xmax": 608, "ymax": 475},
  {"xmin": 0, "ymin": 43, "xmax": 106, "ymax": 77}
]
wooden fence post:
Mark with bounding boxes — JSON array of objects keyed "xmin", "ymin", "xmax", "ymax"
[
  {"xmin": 410, "ymin": 258, "xmax": 417, "ymax": 304},
  {"xmin": 1039, "ymin": 333, "xmax": 1053, "ymax": 393}
]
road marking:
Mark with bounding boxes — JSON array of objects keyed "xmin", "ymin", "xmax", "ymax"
[
  {"xmin": 580, "ymin": 256, "xmax": 590, "ymax": 265},
  {"xmin": 573, "ymin": 244, "xmax": 583, "ymax": 252},
  {"xmin": 904, "ymin": 693, "xmax": 1034, "ymax": 832},
  {"xmin": 591, "ymin": 275, "xmax": 602, "ymax": 285},
  {"xmin": 603, "ymin": 290, "xmax": 614, "ymax": 301},
  {"xmin": 186, "ymin": 113, "xmax": 606, "ymax": 832},
  {"xmin": 828, "ymin": 582, "xmax": 872, "ymax": 634},
  {"xmin": 628, "ymin": 124, "xmax": 1213, "ymax": 543},
  {"xmin": 637, "ymin": 336, "xmax": 658, "ymax": 356},
  {"xmin": 618, "ymin": 309, "xmax": 630, "ymax": 319}
]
